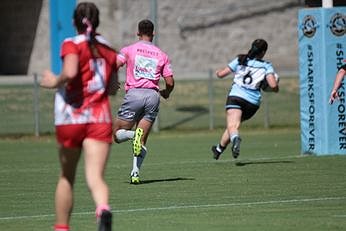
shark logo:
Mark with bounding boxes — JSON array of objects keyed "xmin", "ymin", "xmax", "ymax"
[
  {"xmin": 329, "ymin": 13, "xmax": 346, "ymax": 36},
  {"xmin": 302, "ymin": 15, "xmax": 317, "ymax": 38}
]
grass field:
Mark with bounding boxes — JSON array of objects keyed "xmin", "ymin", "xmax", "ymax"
[{"xmin": 1, "ymin": 128, "xmax": 346, "ymax": 231}]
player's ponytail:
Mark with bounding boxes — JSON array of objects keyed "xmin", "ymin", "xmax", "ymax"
[
  {"xmin": 238, "ymin": 39, "xmax": 268, "ymax": 65},
  {"xmin": 238, "ymin": 54, "xmax": 248, "ymax": 65},
  {"xmin": 82, "ymin": 17, "xmax": 93, "ymax": 43},
  {"xmin": 73, "ymin": 2, "xmax": 99, "ymax": 45}
]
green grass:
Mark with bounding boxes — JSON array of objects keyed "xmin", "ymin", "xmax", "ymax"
[{"xmin": 1, "ymin": 128, "xmax": 346, "ymax": 231}]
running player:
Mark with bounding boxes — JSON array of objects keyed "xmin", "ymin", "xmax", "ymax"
[
  {"xmin": 113, "ymin": 19, "xmax": 174, "ymax": 184},
  {"xmin": 40, "ymin": 2, "xmax": 118, "ymax": 231},
  {"xmin": 211, "ymin": 39, "xmax": 279, "ymax": 160}
]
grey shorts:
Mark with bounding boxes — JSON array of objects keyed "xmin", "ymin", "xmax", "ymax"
[{"xmin": 117, "ymin": 88, "xmax": 160, "ymax": 123}]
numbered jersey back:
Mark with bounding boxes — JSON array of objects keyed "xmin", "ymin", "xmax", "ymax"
[{"xmin": 229, "ymin": 57, "xmax": 275, "ymax": 90}]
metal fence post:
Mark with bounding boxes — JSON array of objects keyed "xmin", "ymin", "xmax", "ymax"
[
  {"xmin": 263, "ymin": 93, "xmax": 269, "ymax": 129},
  {"xmin": 151, "ymin": 0, "xmax": 160, "ymax": 133},
  {"xmin": 208, "ymin": 69, "xmax": 214, "ymax": 130},
  {"xmin": 33, "ymin": 73, "xmax": 40, "ymax": 136}
]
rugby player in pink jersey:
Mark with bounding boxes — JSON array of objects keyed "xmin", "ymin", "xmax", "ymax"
[
  {"xmin": 113, "ymin": 19, "xmax": 174, "ymax": 184},
  {"xmin": 40, "ymin": 2, "xmax": 118, "ymax": 231}
]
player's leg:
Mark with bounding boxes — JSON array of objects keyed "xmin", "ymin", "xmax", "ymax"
[
  {"xmin": 130, "ymin": 90, "xmax": 159, "ymax": 183},
  {"xmin": 83, "ymin": 139, "xmax": 111, "ymax": 210},
  {"xmin": 130, "ymin": 119, "xmax": 152, "ymax": 184},
  {"xmin": 54, "ymin": 146, "xmax": 81, "ymax": 230},
  {"xmin": 83, "ymin": 139, "xmax": 112, "ymax": 229},
  {"xmin": 212, "ymin": 95, "xmax": 242, "ymax": 160},
  {"xmin": 113, "ymin": 117, "xmax": 136, "ymax": 143},
  {"xmin": 54, "ymin": 125, "xmax": 84, "ymax": 230},
  {"xmin": 83, "ymin": 123, "xmax": 113, "ymax": 231},
  {"xmin": 230, "ymin": 98, "xmax": 259, "ymax": 158},
  {"xmin": 211, "ymin": 129, "xmax": 230, "ymax": 159},
  {"xmin": 226, "ymin": 108, "xmax": 242, "ymax": 158},
  {"xmin": 130, "ymin": 145, "xmax": 147, "ymax": 184},
  {"xmin": 133, "ymin": 117, "xmax": 152, "ymax": 154},
  {"xmin": 113, "ymin": 90, "xmax": 139, "ymax": 143},
  {"xmin": 132, "ymin": 126, "xmax": 144, "ymax": 156}
]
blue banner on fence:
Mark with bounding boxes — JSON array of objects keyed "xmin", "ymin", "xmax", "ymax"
[
  {"xmin": 49, "ymin": 0, "xmax": 76, "ymax": 74},
  {"xmin": 298, "ymin": 7, "xmax": 346, "ymax": 155}
]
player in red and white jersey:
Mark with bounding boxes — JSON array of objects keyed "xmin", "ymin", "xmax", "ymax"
[
  {"xmin": 40, "ymin": 2, "xmax": 118, "ymax": 231},
  {"xmin": 53, "ymin": 34, "xmax": 117, "ymax": 125}
]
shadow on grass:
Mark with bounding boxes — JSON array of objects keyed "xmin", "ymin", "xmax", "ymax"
[
  {"xmin": 235, "ymin": 160, "xmax": 294, "ymax": 167},
  {"xmin": 139, "ymin": 177, "xmax": 195, "ymax": 185},
  {"xmin": 161, "ymin": 106, "xmax": 208, "ymax": 130}
]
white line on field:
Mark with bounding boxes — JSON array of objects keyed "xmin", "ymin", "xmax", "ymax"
[
  {"xmin": 333, "ymin": 215, "xmax": 346, "ymax": 217},
  {"xmin": 0, "ymin": 196, "xmax": 345, "ymax": 221}
]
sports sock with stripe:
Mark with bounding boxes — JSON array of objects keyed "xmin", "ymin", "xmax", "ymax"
[{"xmin": 131, "ymin": 145, "xmax": 147, "ymax": 175}]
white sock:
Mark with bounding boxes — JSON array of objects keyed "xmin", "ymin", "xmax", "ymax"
[
  {"xmin": 216, "ymin": 144, "xmax": 225, "ymax": 153},
  {"xmin": 115, "ymin": 129, "xmax": 135, "ymax": 143},
  {"xmin": 230, "ymin": 133, "xmax": 239, "ymax": 143},
  {"xmin": 131, "ymin": 146, "xmax": 147, "ymax": 176}
]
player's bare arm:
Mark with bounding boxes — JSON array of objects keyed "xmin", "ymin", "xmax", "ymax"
[
  {"xmin": 40, "ymin": 54, "xmax": 78, "ymax": 89},
  {"xmin": 329, "ymin": 68, "xmax": 346, "ymax": 104},
  {"xmin": 216, "ymin": 66, "xmax": 232, "ymax": 78},
  {"xmin": 265, "ymin": 73, "xmax": 279, "ymax": 93},
  {"xmin": 160, "ymin": 76, "xmax": 174, "ymax": 99}
]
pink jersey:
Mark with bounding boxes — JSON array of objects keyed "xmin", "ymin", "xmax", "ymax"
[
  {"xmin": 54, "ymin": 34, "xmax": 117, "ymax": 125},
  {"xmin": 117, "ymin": 41, "xmax": 173, "ymax": 92}
]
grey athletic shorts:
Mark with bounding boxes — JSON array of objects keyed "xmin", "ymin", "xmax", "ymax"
[{"xmin": 117, "ymin": 88, "xmax": 160, "ymax": 123}]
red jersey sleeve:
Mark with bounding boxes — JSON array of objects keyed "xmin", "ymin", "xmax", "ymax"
[{"xmin": 60, "ymin": 40, "xmax": 79, "ymax": 58}]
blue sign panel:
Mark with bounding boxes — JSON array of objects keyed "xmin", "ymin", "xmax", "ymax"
[
  {"xmin": 298, "ymin": 7, "xmax": 346, "ymax": 155},
  {"xmin": 49, "ymin": 0, "xmax": 76, "ymax": 74}
]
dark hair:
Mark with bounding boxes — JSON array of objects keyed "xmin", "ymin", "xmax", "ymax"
[
  {"xmin": 73, "ymin": 2, "xmax": 99, "ymax": 37},
  {"xmin": 73, "ymin": 2, "xmax": 101, "ymax": 58},
  {"xmin": 138, "ymin": 19, "xmax": 154, "ymax": 36},
  {"xmin": 238, "ymin": 39, "xmax": 268, "ymax": 65}
]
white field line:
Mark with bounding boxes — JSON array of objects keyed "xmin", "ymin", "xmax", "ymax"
[
  {"xmin": 333, "ymin": 215, "xmax": 346, "ymax": 217},
  {"xmin": 0, "ymin": 196, "xmax": 345, "ymax": 221}
]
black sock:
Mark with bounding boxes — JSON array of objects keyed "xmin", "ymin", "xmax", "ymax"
[{"xmin": 216, "ymin": 144, "xmax": 226, "ymax": 153}]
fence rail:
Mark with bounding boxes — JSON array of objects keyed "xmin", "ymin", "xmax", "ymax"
[{"xmin": 0, "ymin": 72, "xmax": 299, "ymax": 136}]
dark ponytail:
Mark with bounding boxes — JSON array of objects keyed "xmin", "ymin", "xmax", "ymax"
[
  {"xmin": 73, "ymin": 2, "xmax": 99, "ymax": 44},
  {"xmin": 238, "ymin": 39, "xmax": 268, "ymax": 65},
  {"xmin": 73, "ymin": 2, "xmax": 101, "ymax": 59}
]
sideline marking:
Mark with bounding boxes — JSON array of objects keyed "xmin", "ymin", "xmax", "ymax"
[
  {"xmin": 333, "ymin": 215, "xmax": 346, "ymax": 217},
  {"xmin": 1, "ymin": 196, "xmax": 345, "ymax": 221}
]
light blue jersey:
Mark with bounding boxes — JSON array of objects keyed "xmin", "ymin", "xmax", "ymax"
[{"xmin": 228, "ymin": 57, "xmax": 275, "ymax": 105}]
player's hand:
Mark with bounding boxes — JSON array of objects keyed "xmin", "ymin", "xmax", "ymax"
[
  {"xmin": 40, "ymin": 70, "xmax": 58, "ymax": 89},
  {"xmin": 329, "ymin": 90, "xmax": 339, "ymax": 104},
  {"xmin": 160, "ymin": 89, "xmax": 170, "ymax": 99}
]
